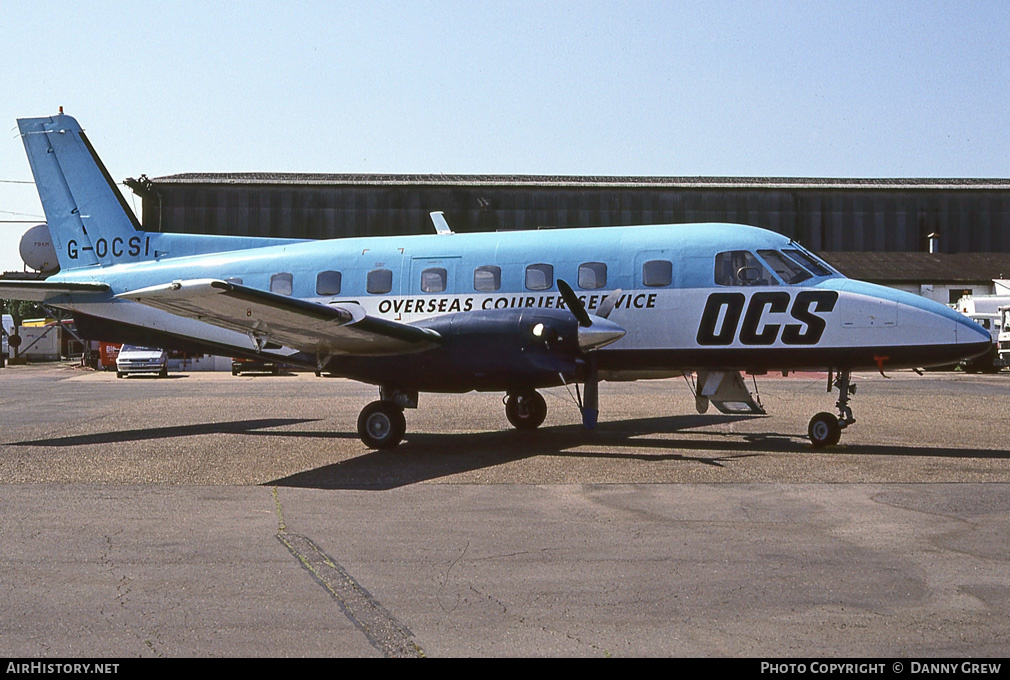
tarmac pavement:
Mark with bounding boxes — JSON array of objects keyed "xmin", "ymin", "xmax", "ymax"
[{"xmin": 1, "ymin": 364, "xmax": 1008, "ymax": 657}]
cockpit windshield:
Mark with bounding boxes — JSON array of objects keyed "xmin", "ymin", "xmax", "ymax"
[
  {"xmin": 782, "ymin": 248, "xmax": 835, "ymax": 277},
  {"xmin": 758, "ymin": 250, "xmax": 812, "ymax": 284}
]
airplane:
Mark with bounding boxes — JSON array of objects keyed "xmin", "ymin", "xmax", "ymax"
[{"xmin": 0, "ymin": 112, "xmax": 993, "ymax": 449}]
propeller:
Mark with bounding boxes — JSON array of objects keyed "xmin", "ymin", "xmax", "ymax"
[{"xmin": 556, "ymin": 279, "xmax": 626, "ymax": 428}]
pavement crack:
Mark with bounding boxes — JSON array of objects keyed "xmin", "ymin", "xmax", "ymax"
[
  {"xmin": 437, "ymin": 541, "xmax": 469, "ymax": 613},
  {"xmin": 272, "ymin": 488, "xmax": 424, "ymax": 658}
]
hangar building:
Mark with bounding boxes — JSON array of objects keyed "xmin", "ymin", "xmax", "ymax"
[{"xmin": 125, "ymin": 174, "xmax": 1010, "ymax": 304}]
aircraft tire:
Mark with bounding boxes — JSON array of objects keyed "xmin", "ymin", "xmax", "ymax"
[
  {"xmin": 357, "ymin": 400, "xmax": 406, "ymax": 449},
  {"xmin": 505, "ymin": 391, "xmax": 547, "ymax": 430},
  {"xmin": 808, "ymin": 412, "xmax": 841, "ymax": 448}
]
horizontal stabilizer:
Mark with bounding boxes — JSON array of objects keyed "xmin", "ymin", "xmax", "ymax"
[
  {"xmin": 0, "ymin": 280, "xmax": 110, "ymax": 302},
  {"xmin": 116, "ymin": 279, "xmax": 441, "ymax": 356}
]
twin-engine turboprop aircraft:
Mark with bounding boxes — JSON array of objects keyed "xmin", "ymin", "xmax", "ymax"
[{"xmin": 1, "ymin": 113, "xmax": 992, "ymax": 448}]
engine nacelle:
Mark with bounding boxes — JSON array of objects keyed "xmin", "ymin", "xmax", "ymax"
[{"xmin": 328, "ymin": 308, "xmax": 586, "ymax": 393}]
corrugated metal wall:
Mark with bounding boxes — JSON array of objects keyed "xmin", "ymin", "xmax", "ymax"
[{"xmin": 142, "ymin": 180, "xmax": 1010, "ymax": 253}]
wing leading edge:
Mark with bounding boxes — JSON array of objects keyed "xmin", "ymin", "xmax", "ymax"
[{"xmin": 117, "ymin": 279, "xmax": 442, "ymax": 357}]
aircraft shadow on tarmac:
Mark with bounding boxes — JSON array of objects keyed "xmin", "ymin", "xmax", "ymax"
[
  {"xmin": 264, "ymin": 413, "xmax": 1010, "ymax": 490},
  {"xmin": 9, "ymin": 414, "xmax": 1010, "ymax": 490},
  {"xmin": 8, "ymin": 418, "xmax": 323, "ymax": 447}
]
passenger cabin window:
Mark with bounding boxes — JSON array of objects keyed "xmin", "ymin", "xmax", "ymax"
[
  {"xmin": 642, "ymin": 260, "xmax": 672, "ymax": 287},
  {"xmin": 525, "ymin": 263, "xmax": 554, "ymax": 291},
  {"xmin": 714, "ymin": 251, "xmax": 778, "ymax": 286},
  {"xmin": 578, "ymin": 262, "xmax": 607, "ymax": 289},
  {"xmin": 367, "ymin": 268, "xmax": 393, "ymax": 294},
  {"xmin": 758, "ymin": 250, "xmax": 812, "ymax": 285},
  {"xmin": 270, "ymin": 272, "xmax": 293, "ymax": 296},
  {"xmin": 316, "ymin": 270, "xmax": 341, "ymax": 295},
  {"xmin": 421, "ymin": 268, "xmax": 447, "ymax": 293},
  {"xmin": 225, "ymin": 277, "xmax": 243, "ymax": 285},
  {"xmin": 474, "ymin": 265, "xmax": 501, "ymax": 292}
]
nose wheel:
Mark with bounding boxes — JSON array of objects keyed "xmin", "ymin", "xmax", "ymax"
[{"xmin": 808, "ymin": 370, "xmax": 855, "ymax": 448}]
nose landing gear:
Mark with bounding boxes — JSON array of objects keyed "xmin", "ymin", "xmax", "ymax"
[{"xmin": 808, "ymin": 370, "xmax": 856, "ymax": 448}]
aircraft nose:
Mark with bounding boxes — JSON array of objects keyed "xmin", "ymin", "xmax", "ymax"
[{"xmin": 957, "ymin": 315, "xmax": 993, "ymax": 347}]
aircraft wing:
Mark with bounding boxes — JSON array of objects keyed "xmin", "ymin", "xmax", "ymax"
[
  {"xmin": 0, "ymin": 280, "xmax": 111, "ymax": 302},
  {"xmin": 117, "ymin": 279, "xmax": 442, "ymax": 356}
]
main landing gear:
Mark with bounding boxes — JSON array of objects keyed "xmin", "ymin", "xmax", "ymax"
[
  {"xmin": 356, "ymin": 388, "xmax": 415, "ymax": 449},
  {"xmin": 808, "ymin": 369, "xmax": 856, "ymax": 448},
  {"xmin": 355, "ymin": 388, "xmax": 552, "ymax": 449},
  {"xmin": 504, "ymin": 390, "xmax": 548, "ymax": 430}
]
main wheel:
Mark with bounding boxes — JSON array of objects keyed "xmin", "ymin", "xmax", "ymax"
[
  {"xmin": 505, "ymin": 391, "xmax": 547, "ymax": 430},
  {"xmin": 357, "ymin": 401, "xmax": 407, "ymax": 449},
  {"xmin": 808, "ymin": 412, "xmax": 842, "ymax": 448}
]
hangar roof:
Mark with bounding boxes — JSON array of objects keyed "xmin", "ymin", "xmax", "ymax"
[
  {"xmin": 148, "ymin": 173, "xmax": 1010, "ymax": 191},
  {"xmin": 822, "ymin": 252, "xmax": 1010, "ymax": 284}
]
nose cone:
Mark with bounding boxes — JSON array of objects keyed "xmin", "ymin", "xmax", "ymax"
[
  {"xmin": 956, "ymin": 314, "xmax": 995, "ymax": 357},
  {"xmin": 577, "ymin": 316, "xmax": 626, "ymax": 351},
  {"xmin": 828, "ymin": 279, "xmax": 995, "ymax": 368}
]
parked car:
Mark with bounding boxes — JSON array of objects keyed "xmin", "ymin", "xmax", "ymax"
[
  {"xmin": 231, "ymin": 357, "xmax": 280, "ymax": 375},
  {"xmin": 116, "ymin": 345, "xmax": 168, "ymax": 378}
]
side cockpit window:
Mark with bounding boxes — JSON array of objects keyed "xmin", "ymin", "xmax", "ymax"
[
  {"xmin": 758, "ymin": 250, "xmax": 812, "ymax": 285},
  {"xmin": 715, "ymin": 251, "xmax": 778, "ymax": 286}
]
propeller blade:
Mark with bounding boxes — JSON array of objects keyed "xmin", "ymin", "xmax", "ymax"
[
  {"xmin": 596, "ymin": 289, "xmax": 622, "ymax": 319},
  {"xmin": 557, "ymin": 279, "xmax": 592, "ymax": 327}
]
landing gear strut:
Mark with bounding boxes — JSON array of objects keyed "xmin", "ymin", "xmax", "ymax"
[
  {"xmin": 505, "ymin": 390, "xmax": 547, "ymax": 430},
  {"xmin": 808, "ymin": 369, "xmax": 855, "ymax": 448}
]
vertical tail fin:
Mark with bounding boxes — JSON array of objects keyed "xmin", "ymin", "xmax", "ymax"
[{"xmin": 19, "ymin": 113, "xmax": 147, "ymax": 271}]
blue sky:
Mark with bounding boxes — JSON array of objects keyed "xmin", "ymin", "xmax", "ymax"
[{"xmin": 2, "ymin": 1, "xmax": 1009, "ymax": 272}]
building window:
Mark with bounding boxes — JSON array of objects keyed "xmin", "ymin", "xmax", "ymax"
[
  {"xmin": 270, "ymin": 272, "xmax": 293, "ymax": 296},
  {"xmin": 316, "ymin": 270, "xmax": 341, "ymax": 296},
  {"xmin": 949, "ymin": 288, "xmax": 973, "ymax": 304},
  {"xmin": 474, "ymin": 265, "xmax": 501, "ymax": 292},
  {"xmin": 578, "ymin": 262, "xmax": 607, "ymax": 289},
  {"xmin": 421, "ymin": 268, "xmax": 447, "ymax": 293},
  {"xmin": 367, "ymin": 268, "xmax": 393, "ymax": 294},
  {"xmin": 525, "ymin": 263, "xmax": 553, "ymax": 291},
  {"xmin": 642, "ymin": 260, "xmax": 672, "ymax": 287}
]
